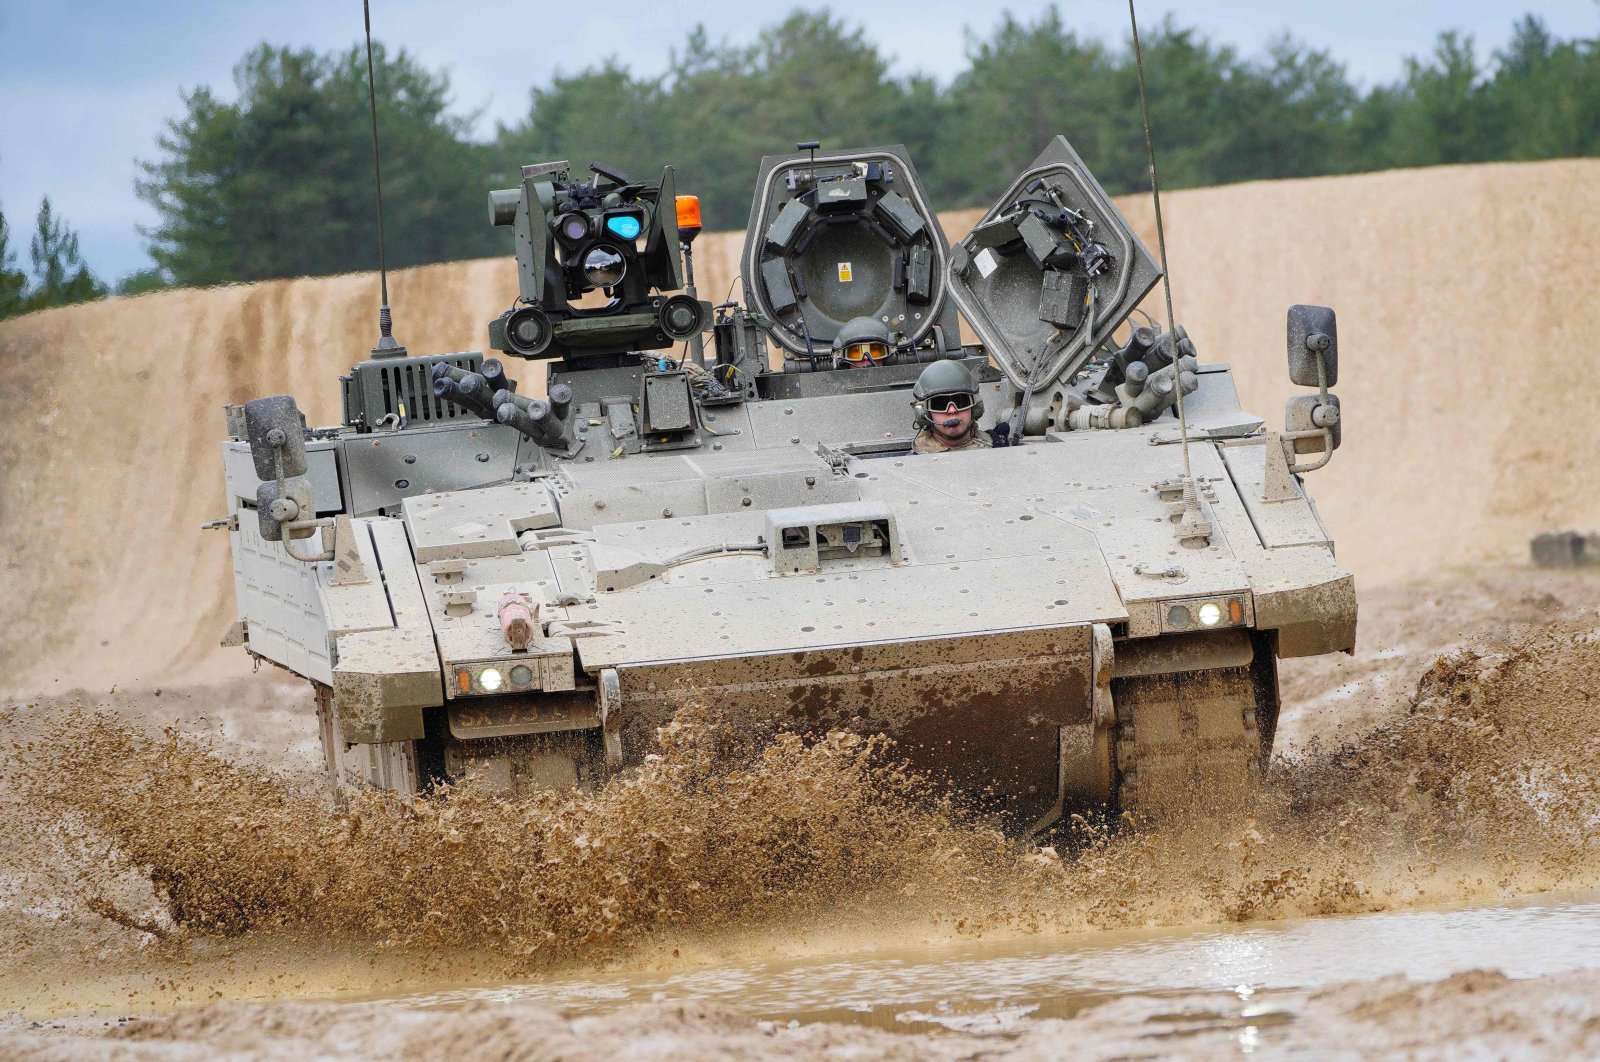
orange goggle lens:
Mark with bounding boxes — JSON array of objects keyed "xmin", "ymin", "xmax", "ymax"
[{"xmin": 842, "ymin": 342, "xmax": 888, "ymax": 363}]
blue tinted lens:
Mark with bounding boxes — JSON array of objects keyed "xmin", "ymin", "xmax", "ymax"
[{"xmin": 606, "ymin": 215, "xmax": 642, "ymax": 240}]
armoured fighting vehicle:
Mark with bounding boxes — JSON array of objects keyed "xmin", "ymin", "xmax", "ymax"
[{"xmin": 216, "ymin": 139, "xmax": 1353, "ymax": 830}]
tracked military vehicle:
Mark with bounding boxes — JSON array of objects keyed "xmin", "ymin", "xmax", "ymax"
[{"xmin": 216, "ymin": 139, "xmax": 1353, "ymax": 830}]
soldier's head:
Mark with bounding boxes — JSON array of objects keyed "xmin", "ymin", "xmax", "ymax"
[
  {"xmin": 913, "ymin": 360, "xmax": 983, "ymax": 442},
  {"xmin": 831, "ymin": 316, "xmax": 891, "ymax": 369}
]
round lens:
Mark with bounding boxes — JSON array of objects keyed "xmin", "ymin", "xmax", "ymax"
[
  {"xmin": 1168, "ymin": 605, "xmax": 1191, "ymax": 630},
  {"xmin": 512, "ymin": 315, "xmax": 545, "ymax": 345},
  {"xmin": 509, "ymin": 664, "xmax": 534, "ymax": 688},
  {"xmin": 560, "ymin": 213, "xmax": 589, "ymax": 241},
  {"xmin": 582, "ymin": 246, "xmax": 627, "ymax": 287},
  {"xmin": 478, "ymin": 667, "xmax": 504, "ymax": 692},
  {"xmin": 1198, "ymin": 602, "xmax": 1223, "ymax": 627}
]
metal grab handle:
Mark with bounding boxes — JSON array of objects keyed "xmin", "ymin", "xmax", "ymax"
[
  {"xmin": 1280, "ymin": 427, "xmax": 1334, "ymax": 475},
  {"xmin": 282, "ymin": 518, "xmax": 336, "ymax": 563}
]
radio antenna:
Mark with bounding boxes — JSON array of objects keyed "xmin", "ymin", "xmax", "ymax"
[
  {"xmin": 1129, "ymin": 0, "xmax": 1208, "ymax": 544},
  {"xmin": 363, "ymin": 0, "xmax": 405, "ymax": 358}
]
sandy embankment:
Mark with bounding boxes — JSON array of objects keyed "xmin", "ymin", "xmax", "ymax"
[{"xmin": 2, "ymin": 159, "xmax": 1598, "ymax": 697}]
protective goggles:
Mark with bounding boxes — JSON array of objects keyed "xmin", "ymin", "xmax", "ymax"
[
  {"xmin": 925, "ymin": 391, "xmax": 976, "ymax": 413},
  {"xmin": 840, "ymin": 341, "xmax": 890, "ymax": 365}
]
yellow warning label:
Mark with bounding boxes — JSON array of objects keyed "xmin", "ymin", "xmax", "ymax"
[{"xmin": 837, "ymin": 262, "xmax": 853, "ymax": 282}]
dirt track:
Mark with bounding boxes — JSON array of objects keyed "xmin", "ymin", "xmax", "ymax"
[{"xmin": 2, "ymin": 159, "xmax": 1598, "ymax": 696}]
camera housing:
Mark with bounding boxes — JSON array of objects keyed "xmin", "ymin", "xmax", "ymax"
[{"xmin": 487, "ymin": 160, "xmax": 708, "ymax": 362}]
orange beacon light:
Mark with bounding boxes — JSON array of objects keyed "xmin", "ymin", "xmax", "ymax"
[{"xmin": 675, "ymin": 195, "xmax": 703, "ymax": 241}]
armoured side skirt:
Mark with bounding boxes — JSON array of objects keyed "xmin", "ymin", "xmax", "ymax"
[{"xmin": 612, "ymin": 626, "xmax": 1096, "ymax": 829}]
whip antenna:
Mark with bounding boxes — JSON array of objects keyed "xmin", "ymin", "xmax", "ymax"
[
  {"xmin": 363, "ymin": 0, "xmax": 405, "ymax": 358},
  {"xmin": 1128, "ymin": 0, "xmax": 1208, "ymax": 543}
]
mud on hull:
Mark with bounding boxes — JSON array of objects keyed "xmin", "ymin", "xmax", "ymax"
[{"xmin": 316, "ymin": 624, "xmax": 1278, "ymax": 831}]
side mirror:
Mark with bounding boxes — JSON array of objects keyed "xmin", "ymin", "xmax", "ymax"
[
  {"xmin": 255, "ymin": 477, "xmax": 315, "ymax": 543},
  {"xmin": 1286, "ymin": 393, "xmax": 1341, "ymax": 453},
  {"xmin": 1286, "ymin": 304, "xmax": 1338, "ymax": 388},
  {"xmin": 244, "ymin": 395, "xmax": 308, "ymax": 480}
]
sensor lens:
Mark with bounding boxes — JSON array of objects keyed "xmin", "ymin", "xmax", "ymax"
[
  {"xmin": 560, "ymin": 213, "xmax": 589, "ymax": 242},
  {"xmin": 666, "ymin": 302, "xmax": 698, "ymax": 332},
  {"xmin": 582, "ymin": 246, "xmax": 627, "ymax": 287},
  {"xmin": 605, "ymin": 214, "xmax": 642, "ymax": 240},
  {"xmin": 511, "ymin": 314, "xmax": 546, "ymax": 346}
]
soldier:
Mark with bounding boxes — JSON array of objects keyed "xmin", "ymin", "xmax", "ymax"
[
  {"xmin": 912, "ymin": 360, "xmax": 992, "ymax": 453},
  {"xmin": 831, "ymin": 316, "xmax": 892, "ymax": 368}
]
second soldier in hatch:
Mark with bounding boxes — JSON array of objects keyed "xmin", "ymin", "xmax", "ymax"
[
  {"xmin": 832, "ymin": 316, "xmax": 893, "ymax": 368},
  {"xmin": 912, "ymin": 360, "xmax": 992, "ymax": 453}
]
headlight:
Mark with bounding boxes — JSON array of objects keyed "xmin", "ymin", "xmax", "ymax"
[
  {"xmin": 478, "ymin": 667, "xmax": 504, "ymax": 692},
  {"xmin": 510, "ymin": 664, "xmax": 534, "ymax": 688},
  {"xmin": 1164, "ymin": 596, "xmax": 1247, "ymax": 633}
]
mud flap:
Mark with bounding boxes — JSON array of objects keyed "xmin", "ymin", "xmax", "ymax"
[
  {"xmin": 598, "ymin": 668, "xmax": 624, "ymax": 770},
  {"xmin": 315, "ymin": 682, "xmax": 419, "ymax": 805}
]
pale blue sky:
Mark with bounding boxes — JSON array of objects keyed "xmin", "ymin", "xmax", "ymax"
[{"xmin": 1, "ymin": 1, "xmax": 1595, "ymax": 280}]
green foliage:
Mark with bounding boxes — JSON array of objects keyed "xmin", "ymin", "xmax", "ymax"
[
  {"xmin": 494, "ymin": 13, "xmax": 940, "ymax": 231},
  {"xmin": 115, "ymin": 267, "xmax": 173, "ymax": 296},
  {"xmin": 0, "ymin": 203, "xmax": 27, "ymax": 319},
  {"xmin": 119, "ymin": 8, "xmax": 1600, "ymax": 287},
  {"xmin": 0, "ymin": 196, "xmax": 107, "ymax": 320},
  {"xmin": 137, "ymin": 42, "xmax": 499, "ymax": 286},
  {"xmin": 27, "ymin": 197, "xmax": 108, "ymax": 308}
]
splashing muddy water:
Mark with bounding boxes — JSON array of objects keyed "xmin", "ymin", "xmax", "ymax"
[{"xmin": 3, "ymin": 572, "xmax": 1600, "ymax": 1056}]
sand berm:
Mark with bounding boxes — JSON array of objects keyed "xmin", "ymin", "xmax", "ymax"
[{"xmin": 1, "ymin": 159, "xmax": 1598, "ymax": 697}]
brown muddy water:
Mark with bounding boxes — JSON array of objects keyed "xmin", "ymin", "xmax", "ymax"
[
  {"xmin": 398, "ymin": 889, "xmax": 1600, "ymax": 1029},
  {"xmin": 4, "ymin": 571, "xmax": 1600, "ymax": 1057}
]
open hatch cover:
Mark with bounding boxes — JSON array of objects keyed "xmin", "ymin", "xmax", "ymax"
[
  {"xmin": 741, "ymin": 145, "xmax": 960, "ymax": 357},
  {"xmin": 946, "ymin": 136, "xmax": 1162, "ymax": 390}
]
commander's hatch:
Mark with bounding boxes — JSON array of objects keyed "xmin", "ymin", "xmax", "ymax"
[
  {"xmin": 947, "ymin": 136, "xmax": 1162, "ymax": 390},
  {"xmin": 741, "ymin": 144, "xmax": 962, "ymax": 359}
]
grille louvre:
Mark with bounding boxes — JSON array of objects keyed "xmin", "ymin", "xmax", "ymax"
[{"xmin": 342, "ymin": 351, "xmax": 485, "ymax": 429}]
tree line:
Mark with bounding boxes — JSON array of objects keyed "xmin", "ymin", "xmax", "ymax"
[
  {"xmin": 0, "ymin": 196, "xmax": 108, "ymax": 318},
  {"xmin": 2, "ymin": 8, "xmax": 1596, "ymax": 318}
]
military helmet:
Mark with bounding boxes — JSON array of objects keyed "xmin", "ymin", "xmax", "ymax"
[
  {"xmin": 831, "ymin": 316, "xmax": 892, "ymax": 368},
  {"xmin": 912, "ymin": 359, "xmax": 984, "ymax": 427}
]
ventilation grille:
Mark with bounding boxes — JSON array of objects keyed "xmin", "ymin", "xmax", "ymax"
[{"xmin": 342, "ymin": 351, "xmax": 485, "ymax": 429}]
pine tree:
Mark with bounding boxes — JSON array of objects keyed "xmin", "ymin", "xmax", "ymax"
[
  {"xmin": 0, "ymin": 202, "xmax": 29, "ymax": 320},
  {"xmin": 26, "ymin": 197, "xmax": 106, "ymax": 311}
]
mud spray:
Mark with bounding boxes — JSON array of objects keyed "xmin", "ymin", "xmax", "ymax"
[{"xmin": 8, "ymin": 619, "xmax": 1600, "ymax": 996}]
